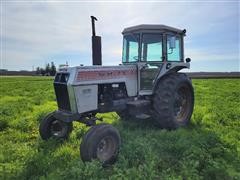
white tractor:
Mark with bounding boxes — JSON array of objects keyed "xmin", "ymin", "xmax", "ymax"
[{"xmin": 39, "ymin": 16, "xmax": 194, "ymax": 165}]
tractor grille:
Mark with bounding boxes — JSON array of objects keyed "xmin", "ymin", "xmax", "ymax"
[{"xmin": 54, "ymin": 73, "xmax": 71, "ymax": 111}]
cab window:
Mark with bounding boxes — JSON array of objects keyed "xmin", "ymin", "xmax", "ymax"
[
  {"xmin": 141, "ymin": 34, "xmax": 163, "ymax": 62},
  {"xmin": 122, "ymin": 34, "xmax": 139, "ymax": 63},
  {"xmin": 167, "ymin": 35, "xmax": 181, "ymax": 61}
]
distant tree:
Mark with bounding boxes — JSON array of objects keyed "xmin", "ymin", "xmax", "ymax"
[
  {"xmin": 45, "ymin": 63, "xmax": 51, "ymax": 76},
  {"xmin": 40, "ymin": 68, "xmax": 45, "ymax": 76},
  {"xmin": 36, "ymin": 67, "xmax": 41, "ymax": 75},
  {"xmin": 36, "ymin": 61, "xmax": 57, "ymax": 76},
  {"xmin": 50, "ymin": 62, "xmax": 56, "ymax": 76}
]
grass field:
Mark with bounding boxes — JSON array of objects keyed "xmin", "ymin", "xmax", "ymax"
[{"xmin": 0, "ymin": 76, "xmax": 240, "ymax": 179}]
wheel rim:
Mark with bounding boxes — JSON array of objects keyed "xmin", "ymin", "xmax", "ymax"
[
  {"xmin": 50, "ymin": 120, "xmax": 68, "ymax": 138},
  {"xmin": 96, "ymin": 136, "xmax": 116, "ymax": 162},
  {"xmin": 174, "ymin": 85, "xmax": 191, "ymax": 122}
]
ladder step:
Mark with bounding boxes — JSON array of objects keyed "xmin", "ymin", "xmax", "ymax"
[
  {"xmin": 127, "ymin": 100, "xmax": 151, "ymax": 117},
  {"xmin": 127, "ymin": 99, "xmax": 150, "ymax": 108},
  {"xmin": 135, "ymin": 113, "xmax": 151, "ymax": 119}
]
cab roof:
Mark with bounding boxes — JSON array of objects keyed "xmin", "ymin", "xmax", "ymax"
[{"xmin": 122, "ymin": 24, "xmax": 185, "ymax": 35}]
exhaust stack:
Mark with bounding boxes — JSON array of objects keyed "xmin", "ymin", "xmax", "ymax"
[{"xmin": 91, "ymin": 16, "xmax": 102, "ymax": 65}]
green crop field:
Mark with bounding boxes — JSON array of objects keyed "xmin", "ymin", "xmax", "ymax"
[{"xmin": 0, "ymin": 76, "xmax": 239, "ymax": 179}]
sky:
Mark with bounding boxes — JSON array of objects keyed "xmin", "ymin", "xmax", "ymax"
[{"xmin": 1, "ymin": 1, "xmax": 239, "ymax": 72}]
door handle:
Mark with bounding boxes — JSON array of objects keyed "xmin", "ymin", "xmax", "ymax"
[{"xmin": 142, "ymin": 64, "xmax": 148, "ymax": 69}]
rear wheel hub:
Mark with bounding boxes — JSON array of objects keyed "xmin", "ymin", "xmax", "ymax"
[
  {"xmin": 97, "ymin": 136, "xmax": 116, "ymax": 162},
  {"xmin": 174, "ymin": 86, "xmax": 190, "ymax": 122},
  {"xmin": 50, "ymin": 120, "xmax": 68, "ymax": 138}
]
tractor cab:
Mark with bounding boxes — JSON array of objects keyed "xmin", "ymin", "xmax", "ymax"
[{"xmin": 122, "ymin": 25, "xmax": 188, "ymax": 94}]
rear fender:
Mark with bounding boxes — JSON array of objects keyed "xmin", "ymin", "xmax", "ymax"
[{"xmin": 152, "ymin": 62, "xmax": 190, "ymax": 92}]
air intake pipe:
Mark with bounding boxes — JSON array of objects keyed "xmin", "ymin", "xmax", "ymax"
[{"xmin": 91, "ymin": 16, "xmax": 102, "ymax": 65}]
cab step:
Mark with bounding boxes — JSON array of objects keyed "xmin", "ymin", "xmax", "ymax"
[
  {"xmin": 127, "ymin": 99, "xmax": 150, "ymax": 107},
  {"xmin": 127, "ymin": 99, "xmax": 151, "ymax": 117},
  {"xmin": 135, "ymin": 113, "xmax": 151, "ymax": 119}
]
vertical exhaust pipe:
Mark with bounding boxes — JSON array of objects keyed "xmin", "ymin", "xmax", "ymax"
[{"xmin": 91, "ymin": 16, "xmax": 102, "ymax": 65}]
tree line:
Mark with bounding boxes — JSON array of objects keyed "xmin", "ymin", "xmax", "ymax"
[{"xmin": 36, "ymin": 62, "xmax": 56, "ymax": 76}]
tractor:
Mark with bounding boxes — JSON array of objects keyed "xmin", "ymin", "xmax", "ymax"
[{"xmin": 39, "ymin": 16, "xmax": 194, "ymax": 165}]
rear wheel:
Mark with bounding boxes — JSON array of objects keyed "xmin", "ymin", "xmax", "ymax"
[
  {"xmin": 152, "ymin": 73, "xmax": 194, "ymax": 129},
  {"xmin": 80, "ymin": 124, "xmax": 121, "ymax": 165},
  {"xmin": 39, "ymin": 112, "xmax": 73, "ymax": 140}
]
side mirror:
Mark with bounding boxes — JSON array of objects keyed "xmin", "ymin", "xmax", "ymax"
[
  {"xmin": 186, "ymin": 58, "xmax": 191, "ymax": 62},
  {"xmin": 169, "ymin": 36, "xmax": 176, "ymax": 49}
]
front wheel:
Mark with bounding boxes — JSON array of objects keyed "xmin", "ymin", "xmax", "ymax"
[
  {"xmin": 80, "ymin": 124, "xmax": 121, "ymax": 165},
  {"xmin": 39, "ymin": 112, "xmax": 73, "ymax": 140},
  {"xmin": 152, "ymin": 73, "xmax": 194, "ymax": 129}
]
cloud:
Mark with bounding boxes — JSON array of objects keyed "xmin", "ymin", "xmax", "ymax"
[
  {"xmin": 186, "ymin": 48, "xmax": 239, "ymax": 62},
  {"xmin": 1, "ymin": 1, "xmax": 239, "ymax": 71}
]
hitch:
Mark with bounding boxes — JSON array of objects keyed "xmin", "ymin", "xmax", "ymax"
[{"xmin": 81, "ymin": 114, "xmax": 103, "ymax": 126}]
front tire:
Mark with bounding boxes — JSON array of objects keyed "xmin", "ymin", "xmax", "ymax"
[
  {"xmin": 39, "ymin": 112, "xmax": 73, "ymax": 140},
  {"xmin": 80, "ymin": 124, "xmax": 121, "ymax": 165},
  {"xmin": 152, "ymin": 73, "xmax": 194, "ymax": 129}
]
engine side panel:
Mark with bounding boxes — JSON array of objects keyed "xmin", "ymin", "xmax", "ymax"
[
  {"xmin": 74, "ymin": 85, "xmax": 98, "ymax": 113},
  {"xmin": 71, "ymin": 65, "xmax": 138, "ymax": 97}
]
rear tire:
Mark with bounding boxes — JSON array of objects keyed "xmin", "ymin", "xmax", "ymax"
[
  {"xmin": 152, "ymin": 73, "xmax": 194, "ymax": 129},
  {"xmin": 80, "ymin": 124, "xmax": 121, "ymax": 165},
  {"xmin": 39, "ymin": 112, "xmax": 73, "ymax": 140}
]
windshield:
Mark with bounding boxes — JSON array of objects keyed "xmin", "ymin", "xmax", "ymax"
[
  {"xmin": 122, "ymin": 34, "xmax": 139, "ymax": 63},
  {"xmin": 141, "ymin": 34, "xmax": 163, "ymax": 62}
]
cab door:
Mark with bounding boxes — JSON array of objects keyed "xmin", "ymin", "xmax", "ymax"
[{"xmin": 139, "ymin": 33, "xmax": 163, "ymax": 95}]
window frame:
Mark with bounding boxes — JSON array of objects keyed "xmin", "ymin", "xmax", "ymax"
[
  {"xmin": 122, "ymin": 31, "xmax": 184, "ymax": 64},
  {"xmin": 140, "ymin": 33, "xmax": 164, "ymax": 63},
  {"xmin": 122, "ymin": 33, "xmax": 140, "ymax": 64},
  {"xmin": 165, "ymin": 33, "xmax": 184, "ymax": 62}
]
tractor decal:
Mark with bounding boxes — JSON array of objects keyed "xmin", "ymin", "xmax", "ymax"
[{"xmin": 76, "ymin": 68, "xmax": 137, "ymax": 81}]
